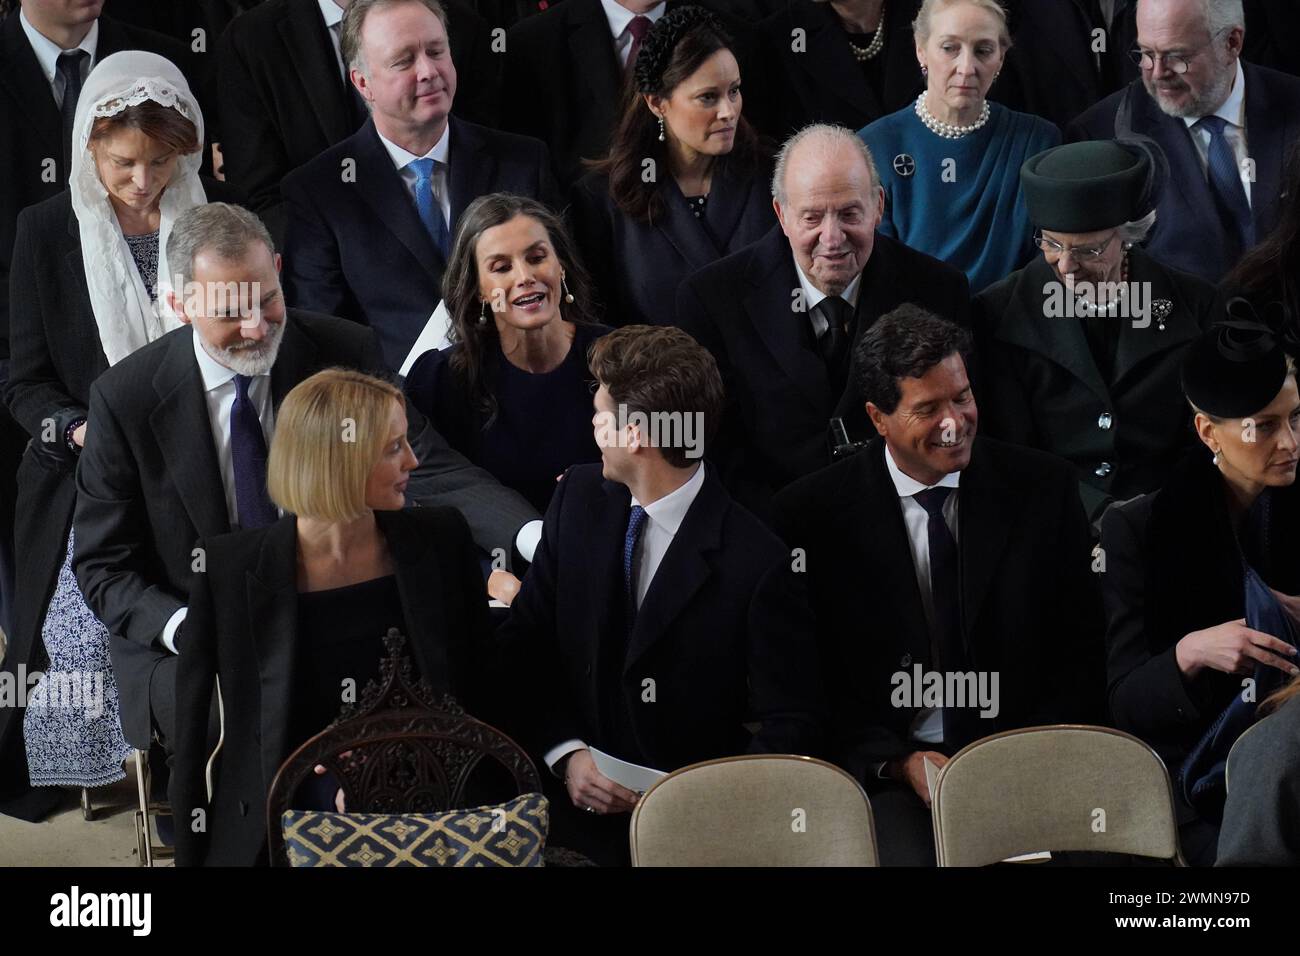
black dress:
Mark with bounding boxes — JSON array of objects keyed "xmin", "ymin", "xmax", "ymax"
[{"xmin": 405, "ymin": 323, "xmax": 609, "ymax": 514}]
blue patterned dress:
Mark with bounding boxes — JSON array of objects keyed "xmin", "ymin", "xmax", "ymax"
[{"xmin": 21, "ymin": 231, "xmax": 159, "ymax": 787}]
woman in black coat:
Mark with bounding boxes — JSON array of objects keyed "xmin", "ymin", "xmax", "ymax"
[
  {"xmin": 570, "ymin": 5, "xmax": 775, "ymax": 329},
  {"xmin": 172, "ymin": 370, "xmax": 496, "ymax": 866},
  {"xmin": 0, "ymin": 52, "xmax": 206, "ymax": 820},
  {"xmin": 1099, "ymin": 320, "xmax": 1300, "ymax": 865}
]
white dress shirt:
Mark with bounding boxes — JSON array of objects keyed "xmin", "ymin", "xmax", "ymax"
[
  {"xmin": 599, "ymin": 0, "xmax": 667, "ymax": 67},
  {"xmin": 318, "ymin": 0, "xmax": 348, "ymax": 80},
  {"xmin": 884, "ymin": 445, "xmax": 960, "ymax": 746},
  {"xmin": 19, "ymin": 10, "xmax": 98, "ymax": 106},
  {"xmin": 544, "ymin": 463, "xmax": 707, "ymax": 772},
  {"xmin": 376, "ymin": 124, "xmax": 453, "ymax": 229},
  {"xmin": 159, "ymin": 334, "xmax": 277, "ymax": 654},
  {"xmin": 1184, "ymin": 59, "xmax": 1252, "ymax": 205},
  {"xmin": 793, "ymin": 257, "xmax": 863, "ymax": 340}
]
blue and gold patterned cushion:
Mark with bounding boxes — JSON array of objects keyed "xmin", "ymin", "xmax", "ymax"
[{"xmin": 281, "ymin": 792, "xmax": 548, "ymax": 867}]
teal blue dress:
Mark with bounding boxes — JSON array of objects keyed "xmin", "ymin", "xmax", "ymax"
[{"xmin": 859, "ymin": 101, "xmax": 1060, "ymax": 292}]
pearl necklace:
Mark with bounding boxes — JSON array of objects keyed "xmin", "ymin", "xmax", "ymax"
[
  {"xmin": 1073, "ymin": 254, "xmax": 1131, "ymax": 316},
  {"xmin": 847, "ymin": 3, "xmax": 886, "ymax": 62},
  {"xmin": 914, "ymin": 92, "xmax": 991, "ymax": 139}
]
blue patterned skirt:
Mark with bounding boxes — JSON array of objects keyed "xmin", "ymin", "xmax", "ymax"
[{"xmin": 22, "ymin": 529, "xmax": 132, "ymax": 788}]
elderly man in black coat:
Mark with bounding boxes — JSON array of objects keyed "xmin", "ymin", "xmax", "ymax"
[
  {"xmin": 676, "ymin": 123, "xmax": 969, "ymax": 520},
  {"xmin": 774, "ymin": 307, "xmax": 1105, "ymax": 865}
]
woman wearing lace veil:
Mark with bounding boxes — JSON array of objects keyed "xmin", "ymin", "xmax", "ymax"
[{"xmin": 0, "ymin": 50, "xmax": 206, "ymax": 820}]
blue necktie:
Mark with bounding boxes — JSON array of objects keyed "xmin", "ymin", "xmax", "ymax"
[
  {"xmin": 230, "ymin": 375, "xmax": 277, "ymax": 529},
  {"xmin": 913, "ymin": 487, "xmax": 975, "ymax": 747},
  {"xmin": 408, "ymin": 157, "xmax": 450, "ymax": 259},
  {"xmin": 623, "ymin": 505, "xmax": 648, "ymax": 633},
  {"xmin": 1195, "ymin": 115, "xmax": 1254, "ymax": 255}
]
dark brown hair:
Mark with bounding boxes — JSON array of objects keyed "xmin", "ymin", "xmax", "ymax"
[
  {"xmin": 587, "ymin": 325, "xmax": 723, "ymax": 468},
  {"xmin": 445, "ymin": 193, "xmax": 599, "ymax": 426},
  {"xmin": 854, "ymin": 304, "xmax": 973, "ymax": 414},
  {"xmin": 89, "ymin": 99, "xmax": 200, "ymax": 156},
  {"xmin": 589, "ymin": 17, "xmax": 762, "ymax": 222}
]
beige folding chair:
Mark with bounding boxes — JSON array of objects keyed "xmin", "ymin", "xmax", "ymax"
[
  {"xmin": 931, "ymin": 725, "xmax": 1184, "ymax": 867},
  {"xmin": 629, "ymin": 754, "xmax": 878, "ymax": 866}
]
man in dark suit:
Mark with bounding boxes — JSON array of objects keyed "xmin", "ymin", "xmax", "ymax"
[
  {"xmin": 0, "ymin": 0, "xmax": 199, "ymax": 646},
  {"xmin": 502, "ymin": 325, "xmax": 824, "ymax": 865},
  {"xmin": 217, "ymin": 0, "xmax": 500, "ymax": 243},
  {"xmin": 676, "ymin": 123, "xmax": 969, "ymax": 518},
  {"xmin": 73, "ymin": 202, "xmax": 537, "ymax": 755},
  {"xmin": 774, "ymin": 306, "xmax": 1105, "ymax": 865},
  {"xmin": 281, "ymin": 0, "xmax": 560, "ymax": 371},
  {"xmin": 1067, "ymin": 0, "xmax": 1300, "ymax": 281}
]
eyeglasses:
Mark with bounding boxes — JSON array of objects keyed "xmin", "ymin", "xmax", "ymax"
[
  {"xmin": 1128, "ymin": 31, "xmax": 1225, "ymax": 74},
  {"xmin": 1034, "ymin": 233, "xmax": 1117, "ymax": 262}
]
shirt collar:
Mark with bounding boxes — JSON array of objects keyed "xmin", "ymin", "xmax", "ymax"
[
  {"xmin": 20, "ymin": 10, "xmax": 98, "ymax": 87},
  {"xmin": 599, "ymin": 0, "xmax": 667, "ymax": 40},
  {"xmin": 1184, "ymin": 58, "xmax": 1247, "ymax": 131},
  {"xmin": 190, "ymin": 325, "xmax": 271, "ymax": 393},
  {"xmin": 884, "ymin": 444, "xmax": 961, "ymax": 498},
  {"xmin": 792, "ymin": 255, "xmax": 863, "ymax": 312},
  {"xmin": 631, "ymin": 462, "xmax": 706, "ymax": 536},
  {"xmin": 376, "ymin": 121, "xmax": 451, "ymax": 172},
  {"xmin": 317, "ymin": 0, "xmax": 345, "ymax": 29}
]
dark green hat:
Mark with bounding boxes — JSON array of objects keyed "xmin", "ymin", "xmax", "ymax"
[{"xmin": 1021, "ymin": 141, "xmax": 1153, "ymax": 233}]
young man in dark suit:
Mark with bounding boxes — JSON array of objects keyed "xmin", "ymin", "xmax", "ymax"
[
  {"xmin": 773, "ymin": 306, "xmax": 1105, "ymax": 865},
  {"xmin": 1066, "ymin": 0, "xmax": 1300, "ymax": 281},
  {"xmin": 280, "ymin": 0, "xmax": 560, "ymax": 371},
  {"xmin": 216, "ymin": 0, "xmax": 500, "ymax": 243},
  {"xmin": 72, "ymin": 203, "xmax": 537, "ymax": 758},
  {"xmin": 501, "ymin": 325, "xmax": 824, "ymax": 865},
  {"xmin": 676, "ymin": 123, "xmax": 969, "ymax": 520}
]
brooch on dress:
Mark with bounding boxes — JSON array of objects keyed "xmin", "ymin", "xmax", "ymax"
[{"xmin": 1152, "ymin": 299, "xmax": 1173, "ymax": 332}]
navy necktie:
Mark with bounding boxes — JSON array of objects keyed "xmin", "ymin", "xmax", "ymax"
[
  {"xmin": 1195, "ymin": 115, "xmax": 1254, "ymax": 255},
  {"xmin": 230, "ymin": 375, "xmax": 277, "ymax": 529},
  {"xmin": 913, "ymin": 487, "xmax": 975, "ymax": 747},
  {"xmin": 623, "ymin": 505, "xmax": 648, "ymax": 633},
  {"xmin": 57, "ymin": 50, "xmax": 88, "ymax": 184},
  {"xmin": 408, "ymin": 157, "xmax": 451, "ymax": 259}
]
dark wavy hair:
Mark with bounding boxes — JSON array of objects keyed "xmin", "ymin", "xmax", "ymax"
[
  {"xmin": 588, "ymin": 9, "xmax": 763, "ymax": 223},
  {"xmin": 444, "ymin": 193, "xmax": 599, "ymax": 426},
  {"xmin": 854, "ymin": 304, "xmax": 973, "ymax": 414},
  {"xmin": 1226, "ymin": 139, "xmax": 1300, "ymax": 330}
]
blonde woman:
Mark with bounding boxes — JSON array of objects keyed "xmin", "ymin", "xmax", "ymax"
[{"xmin": 171, "ymin": 369, "xmax": 493, "ymax": 866}]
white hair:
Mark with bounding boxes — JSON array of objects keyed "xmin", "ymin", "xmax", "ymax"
[
  {"xmin": 771, "ymin": 124, "xmax": 880, "ymax": 205},
  {"xmin": 1138, "ymin": 0, "xmax": 1244, "ymax": 38},
  {"xmin": 1117, "ymin": 209, "xmax": 1159, "ymax": 244}
]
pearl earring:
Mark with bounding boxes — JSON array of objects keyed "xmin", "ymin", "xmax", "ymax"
[
  {"xmin": 478, "ymin": 300, "xmax": 489, "ymax": 326},
  {"xmin": 561, "ymin": 273, "xmax": 575, "ymax": 304},
  {"xmin": 657, "ymin": 115, "xmax": 665, "ymax": 142},
  {"xmin": 921, "ymin": 65, "xmax": 928, "ymax": 78}
]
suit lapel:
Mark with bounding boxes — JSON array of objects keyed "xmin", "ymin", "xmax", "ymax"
[
  {"xmin": 447, "ymin": 117, "xmax": 496, "ymax": 231},
  {"xmin": 655, "ymin": 176, "xmax": 724, "ymax": 271},
  {"xmin": 623, "ymin": 468, "xmax": 721, "ymax": 674},
  {"xmin": 351, "ymin": 121, "xmax": 442, "ymax": 281},
  {"xmin": 568, "ymin": 0, "xmax": 621, "ymax": 120},
  {"xmin": 1111, "ymin": 248, "xmax": 1202, "ymax": 386},
  {"xmin": 278, "ymin": 0, "xmax": 354, "ymax": 143},
  {"xmin": 378, "ymin": 510, "xmax": 451, "ymax": 692},
  {"xmin": 956, "ymin": 439, "xmax": 1015, "ymax": 654},
  {"xmin": 269, "ymin": 315, "xmax": 318, "ymax": 408},
  {"xmin": 64, "ymin": 209, "xmax": 107, "ymax": 370},
  {"xmin": 701, "ymin": 161, "xmax": 753, "ymax": 255},
  {"xmin": 149, "ymin": 329, "xmax": 229, "ymax": 540},
  {"xmin": 0, "ymin": 14, "xmax": 60, "ymax": 155},
  {"xmin": 746, "ymin": 229, "xmax": 832, "ymax": 412},
  {"xmin": 245, "ymin": 518, "xmax": 300, "ymax": 791},
  {"xmin": 589, "ymin": 479, "xmax": 631, "ymax": 687},
  {"xmin": 1243, "ymin": 63, "xmax": 1285, "ymax": 240}
]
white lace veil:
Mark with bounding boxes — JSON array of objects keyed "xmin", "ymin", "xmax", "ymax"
[{"xmin": 71, "ymin": 51, "xmax": 206, "ymax": 366}]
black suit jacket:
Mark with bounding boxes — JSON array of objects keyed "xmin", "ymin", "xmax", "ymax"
[
  {"xmin": 216, "ymin": 0, "xmax": 501, "ymax": 243},
  {"xmin": 281, "ymin": 116, "xmax": 561, "ymax": 371},
  {"xmin": 570, "ymin": 160, "xmax": 776, "ymax": 328},
  {"xmin": 676, "ymin": 226, "xmax": 970, "ymax": 516},
  {"xmin": 1066, "ymin": 62, "xmax": 1300, "ymax": 282},
  {"xmin": 974, "ymin": 247, "xmax": 1218, "ymax": 521},
  {"xmin": 502, "ymin": 464, "xmax": 824, "ymax": 772},
  {"xmin": 772, "ymin": 437, "xmax": 1106, "ymax": 786},
  {"xmin": 757, "ymin": 0, "xmax": 923, "ymax": 137},
  {"xmin": 73, "ymin": 312, "xmax": 536, "ymax": 746},
  {"xmin": 171, "ymin": 508, "xmax": 493, "ymax": 866}
]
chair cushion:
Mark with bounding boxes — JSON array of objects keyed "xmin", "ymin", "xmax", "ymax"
[{"xmin": 281, "ymin": 792, "xmax": 548, "ymax": 867}]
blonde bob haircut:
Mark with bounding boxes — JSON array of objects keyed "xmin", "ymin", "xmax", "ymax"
[
  {"xmin": 913, "ymin": 0, "xmax": 1013, "ymax": 50},
  {"xmin": 267, "ymin": 368, "xmax": 406, "ymax": 521}
]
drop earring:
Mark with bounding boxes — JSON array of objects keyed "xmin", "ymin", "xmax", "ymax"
[
  {"xmin": 561, "ymin": 272, "xmax": 575, "ymax": 304},
  {"xmin": 657, "ymin": 115, "xmax": 665, "ymax": 142},
  {"xmin": 920, "ymin": 64, "xmax": 928, "ymax": 78},
  {"xmin": 478, "ymin": 300, "xmax": 489, "ymax": 326}
]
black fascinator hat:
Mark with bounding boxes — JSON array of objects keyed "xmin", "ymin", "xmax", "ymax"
[{"xmin": 1182, "ymin": 298, "xmax": 1298, "ymax": 418}]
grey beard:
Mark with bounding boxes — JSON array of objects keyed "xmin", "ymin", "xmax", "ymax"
[
  {"xmin": 200, "ymin": 320, "xmax": 285, "ymax": 377},
  {"xmin": 1146, "ymin": 66, "xmax": 1236, "ymax": 119}
]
